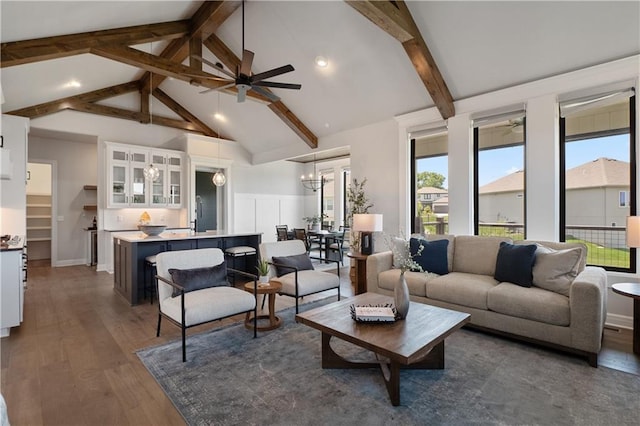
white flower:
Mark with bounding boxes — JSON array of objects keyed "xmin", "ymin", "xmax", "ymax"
[{"xmin": 383, "ymin": 233, "xmax": 424, "ymax": 274}]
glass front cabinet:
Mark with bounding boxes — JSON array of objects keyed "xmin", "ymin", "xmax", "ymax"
[{"xmin": 106, "ymin": 143, "xmax": 184, "ymax": 209}]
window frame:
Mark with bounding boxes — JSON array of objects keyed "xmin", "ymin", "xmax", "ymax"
[{"xmin": 559, "ymin": 95, "xmax": 636, "ymax": 273}]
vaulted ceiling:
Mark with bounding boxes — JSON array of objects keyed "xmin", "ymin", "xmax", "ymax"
[{"xmin": 1, "ymin": 1, "xmax": 638, "ymax": 159}]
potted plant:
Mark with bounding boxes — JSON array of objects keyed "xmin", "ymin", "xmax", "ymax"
[
  {"xmin": 346, "ymin": 178, "xmax": 374, "ymax": 251},
  {"xmin": 303, "ymin": 214, "xmax": 326, "ymax": 232},
  {"xmin": 256, "ymin": 260, "xmax": 270, "ymax": 285}
]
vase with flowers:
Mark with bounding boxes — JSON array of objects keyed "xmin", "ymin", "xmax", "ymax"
[
  {"xmin": 302, "ymin": 214, "xmax": 326, "ymax": 232},
  {"xmin": 384, "ymin": 234, "xmax": 424, "ymax": 319}
]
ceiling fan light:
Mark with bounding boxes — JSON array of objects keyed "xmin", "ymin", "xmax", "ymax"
[{"xmin": 315, "ymin": 56, "xmax": 328, "ymax": 68}]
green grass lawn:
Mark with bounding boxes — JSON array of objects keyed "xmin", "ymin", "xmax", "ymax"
[{"xmin": 566, "ymin": 238, "xmax": 629, "ymax": 268}]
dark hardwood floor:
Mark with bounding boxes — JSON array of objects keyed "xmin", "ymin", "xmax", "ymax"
[{"xmin": 1, "ymin": 261, "xmax": 638, "ymax": 425}]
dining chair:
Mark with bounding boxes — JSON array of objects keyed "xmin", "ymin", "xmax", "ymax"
[
  {"xmin": 276, "ymin": 225, "xmax": 289, "ymax": 241},
  {"xmin": 327, "ymin": 228, "xmax": 347, "ymax": 265}
]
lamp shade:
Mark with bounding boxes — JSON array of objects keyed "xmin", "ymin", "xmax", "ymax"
[
  {"xmin": 352, "ymin": 214, "xmax": 383, "ymax": 232},
  {"xmin": 627, "ymin": 216, "xmax": 640, "ymax": 247}
]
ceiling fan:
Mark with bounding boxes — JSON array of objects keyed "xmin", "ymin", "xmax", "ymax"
[{"xmin": 191, "ymin": 0, "xmax": 301, "ymax": 103}]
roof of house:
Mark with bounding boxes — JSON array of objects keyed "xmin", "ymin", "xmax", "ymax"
[
  {"xmin": 417, "ymin": 186, "xmax": 448, "ymax": 194},
  {"xmin": 479, "ymin": 158, "xmax": 629, "ymax": 194}
]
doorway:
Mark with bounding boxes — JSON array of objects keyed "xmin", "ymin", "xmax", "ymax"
[
  {"xmin": 195, "ymin": 171, "xmax": 218, "ymax": 232},
  {"xmin": 26, "ymin": 162, "xmax": 55, "ymax": 262}
]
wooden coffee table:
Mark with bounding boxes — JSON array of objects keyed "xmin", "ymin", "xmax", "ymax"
[
  {"xmin": 244, "ymin": 281, "xmax": 282, "ymax": 331},
  {"xmin": 295, "ymin": 292, "xmax": 470, "ymax": 406}
]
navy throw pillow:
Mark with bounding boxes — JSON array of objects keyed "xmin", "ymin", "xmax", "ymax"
[
  {"xmin": 409, "ymin": 238, "xmax": 449, "ymax": 275},
  {"xmin": 271, "ymin": 253, "xmax": 314, "ymax": 277},
  {"xmin": 494, "ymin": 242, "xmax": 537, "ymax": 287},
  {"xmin": 168, "ymin": 263, "xmax": 229, "ymax": 297}
]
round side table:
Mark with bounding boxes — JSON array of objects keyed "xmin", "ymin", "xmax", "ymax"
[
  {"xmin": 611, "ymin": 282, "xmax": 640, "ymax": 355},
  {"xmin": 243, "ymin": 281, "xmax": 283, "ymax": 331}
]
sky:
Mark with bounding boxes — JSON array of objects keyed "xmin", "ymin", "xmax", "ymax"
[{"xmin": 417, "ymin": 133, "xmax": 630, "ymax": 189}]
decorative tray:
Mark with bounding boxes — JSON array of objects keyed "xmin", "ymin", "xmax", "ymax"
[{"xmin": 350, "ymin": 303, "xmax": 400, "ymax": 323}]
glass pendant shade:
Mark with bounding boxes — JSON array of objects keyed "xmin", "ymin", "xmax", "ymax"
[
  {"xmin": 212, "ymin": 170, "xmax": 226, "ymax": 187},
  {"xmin": 143, "ymin": 164, "xmax": 160, "ymax": 182}
]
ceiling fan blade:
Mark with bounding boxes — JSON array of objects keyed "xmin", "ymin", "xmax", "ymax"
[
  {"xmin": 191, "ymin": 54, "xmax": 236, "ymax": 79},
  {"xmin": 240, "ymin": 49, "xmax": 254, "ymax": 76},
  {"xmin": 251, "ymin": 86, "xmax": 280, "ymax": 102},
  {"xmin": 199, "ymin": 82, "xmax": 236, "ymax": 94},
  {"xmin": 251, "ymin": 64, "xmax": 294, "ymax": 83},
  {"xmin": 253, "ymin": 81, "xmax": 301, "ymax": 90}
]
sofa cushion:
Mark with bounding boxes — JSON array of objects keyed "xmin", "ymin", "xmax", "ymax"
[
  {"xmin": 272, "ymin": 270, "xmax": 339, "ymax": 297},
  {"xmin": 516, "ymin": 240, "xmax": 587, "ymax": 273},
  {"xmin": 377, "ymin": 269, "xmax": 433, "ymax": 297},
  {"xmin": 410, "ymin": 238, "xmax": 449, "ymax": 275},
  {"xmin": 390, "ymin": 236, "xmax": 410, "ymax": 269},
  {"xmin": 168, "ymin": 263, "xmax": 228, "ymax": 297},
  {"xmin": 271, "ymin": 253, "xmax": 314, "ymax": 277},
  {"xmin": 532, "ymin": 245, "xmax": 582, "ymax": 296},
  {"xmin": 487, "ymin": 282, "xmax": 570, "ymax": 326},
  {"xmin": 161, "ymin": 286, "xmax": 255, "ymax": 326},
  {"xmin": 423, "ymin": 234, "xmax": 455, "ymax": 272},
  {"xmin": 426, "ymin": 272, "xmax": 498, "ymax": 310},
  {"xmin": 494, "ymin": 242, "xmax": 537, "ymax": 287},
  {"xmin": 453, "ymin": 236, "xmax": 512, "ymax": 276}
]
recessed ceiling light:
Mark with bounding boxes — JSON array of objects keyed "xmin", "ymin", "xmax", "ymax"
[
  {"xmin": 214, "ymin": 113, "xmax": 226, "ymax": 122},
  {"xmin": 315, "ymin": 56, "xmax": 328, "ymax": 68},
  {"xmin": 64, "ymin": 79, "xmax": 82, "ymax": 88}
]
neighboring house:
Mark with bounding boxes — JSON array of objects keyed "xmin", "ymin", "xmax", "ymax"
[
  {"xmin": 477, "ymin": 158, "xmax": 630, "ymax": 247},
  {"xmin": 417, "ymin": 186, "xmax": 448, "ymax": 211},
  {"xmin": 432, "ymin": 196, "xmax": 449, "ymax": 215}
]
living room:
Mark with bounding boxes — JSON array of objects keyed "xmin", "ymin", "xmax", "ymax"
[{"xmin": 1, "ymin": 1, "xmax": 639, "ymax": 424}]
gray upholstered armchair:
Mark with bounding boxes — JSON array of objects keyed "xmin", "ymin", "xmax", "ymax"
[
  {"xmin": 155, "ymin": 248, "xmax": 257, "ymax": 362},
  {"xmin": 259, "ymin": 240, "xmax": 340, "ymax": 313}
]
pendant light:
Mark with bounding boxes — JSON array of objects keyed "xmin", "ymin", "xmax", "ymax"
[
  {"xmin": 300, "ymin": 154, "xmax": 326, "ymax": 192},
  {"xmin": 212, "ymin": 89, "xmax": 226, "ymax": 187},
  {"xmin": 143, "ymin": 58, "xmax": 160, "ymax": 182}
]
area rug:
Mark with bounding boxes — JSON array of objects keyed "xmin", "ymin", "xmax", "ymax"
[{"xmin": 137, "ymin": 299, "xmax": 639, "ymax": 426}]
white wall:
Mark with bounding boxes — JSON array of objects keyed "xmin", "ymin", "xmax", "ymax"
[{"xmin": 0, "ymin": 114, "xmax": 29, "ymax": 236}]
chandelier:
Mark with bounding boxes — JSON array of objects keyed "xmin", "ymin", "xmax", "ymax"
[{"xmin": 300, "ymin": 155, "xmax": 326, "ymax": 192}]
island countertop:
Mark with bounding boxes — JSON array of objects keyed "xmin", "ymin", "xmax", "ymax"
[{"xmin": 112, "ymin": 230, "xmax": 262, "ymax": 243}]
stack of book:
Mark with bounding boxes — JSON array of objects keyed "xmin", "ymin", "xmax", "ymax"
[{"xmin": 353, "ymin": 306, "xmax": 396, "ymax": 322}]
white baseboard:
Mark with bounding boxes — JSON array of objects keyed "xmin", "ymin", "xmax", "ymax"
[
  {"xmin": 53, "ymin": 259, "xmax": 87, "ymax": 267},
  {"xmin": 605, "ymin": 313, "xmax": 633, "ymax": 330}
]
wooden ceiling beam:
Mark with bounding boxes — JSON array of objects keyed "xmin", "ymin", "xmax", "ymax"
[
  {"xmin": 91, "ymin": 46, "xmax": 232, "ymax": 91},
  {"xmin": 70, "ymin": 103, "xmax": 209, "ymax": 134},
  {"xmin": 152, "ymin": 88, "xmax": 220, "ymax": 138},
  {"xmin": 204, "ymin": 35, "xmax": 318, "ymax": 148},
  {"xmin": 345, "ymin": 0, "xmax": 455, "ymax": 119},
  {"xmin": 1, "ymin": 21, "xmax": 190, "ymax": 68},
  {"xmin": 7, "ymin": 81, "xmax": 140, "ymax": 118}
]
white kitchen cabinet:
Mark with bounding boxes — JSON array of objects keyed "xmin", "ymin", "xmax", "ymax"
[
  {"xmin": 106, "ymin": 142, "xmax": 183, "ymax": 209},
  {"xmin": 1, "ymin": 245, "xmax": 24, "ymax": 337}
]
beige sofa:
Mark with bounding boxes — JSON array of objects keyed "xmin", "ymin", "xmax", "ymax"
[{"xmin": 366, "ymin": 235, "xmax": 607, "ymax": 366}]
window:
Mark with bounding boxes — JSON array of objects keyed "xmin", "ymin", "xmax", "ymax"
[
  {"xmin": 473, "ymin": 111, "xmax": 526, "ymax": 240},
  {"xmin": 620, "ymin": 191, "xmax": 630, "ymax": 208},
  {"xmin": 342, "ymin": 168, "xmax": 350, "ymax": 227},
  {"xmin": 411, "ymin": 127, "xmax": 448, "ymax": 235},
  {"xmin": 320, "ymin": 170, "xmax": 335, "ymax": 229},
  {"xmin": 560, "ymin": 90, "xmax": 636, "ymax": 271}
]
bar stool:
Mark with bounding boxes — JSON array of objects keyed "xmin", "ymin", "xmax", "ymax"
[
  {"xmin": 224, "ymin": 246, "xmax": 256, "ymax": 284},
  {"xmin": 144, "ymin": 255, "xmax": 157, "ymax": 304}
]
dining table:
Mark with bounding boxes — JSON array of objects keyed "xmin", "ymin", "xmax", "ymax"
[{"xmin": 307, "ymin": 229, "xmax": 341, "ymax": 261}]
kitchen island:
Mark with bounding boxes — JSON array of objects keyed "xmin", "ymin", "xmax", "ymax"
[{"xmin": 112, "ymin": 231, "xmax": 261, "ymax": 305}]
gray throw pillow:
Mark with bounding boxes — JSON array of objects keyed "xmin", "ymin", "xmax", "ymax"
[
  {"xmin": 168, "ymin": 263, "xmax": 229, "ymax": 297},
  {"xmin": 532, "ymin": 245, "xmax": 582, "ymax": 297},
  {"xmin": 271, "ymin": 254, "xmax": 314, "ymax": 277}
]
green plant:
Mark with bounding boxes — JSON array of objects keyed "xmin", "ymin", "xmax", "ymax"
[
  {"xmin": 346, "ymin": 178, "xmax": 373, "ymax": 224},
  {"xmin": 303, "ymin": 214, "xmax": 327, "ymax": 225},
  {"xmin": 256, "ymin": 260, "xmax": 270, "ymax": 276}
]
